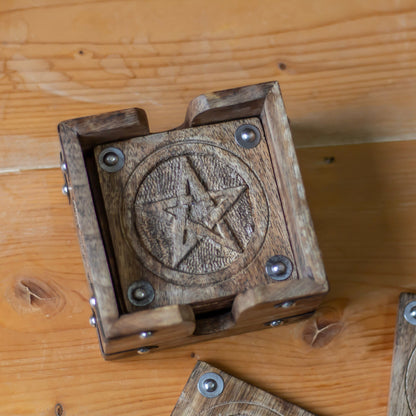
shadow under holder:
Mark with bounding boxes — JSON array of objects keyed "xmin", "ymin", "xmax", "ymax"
[{"xmin": 58, "ymin": 81, "xmax": 328, "ymax": 359}]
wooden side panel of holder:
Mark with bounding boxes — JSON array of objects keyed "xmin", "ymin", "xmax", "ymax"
[
  {"xmin": 171, "ymin": 361, "xmax": 316, "ymax": 415},
  {"xmin": 58, "ymin": 81, "xmax": 328, "ymax": 359},
  {"xmin": 388, "ymin": 293, "xmax": 416, "ymax": 416}
]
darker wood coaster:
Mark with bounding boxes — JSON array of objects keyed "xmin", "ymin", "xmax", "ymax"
[
  {"xmin": 388, "ymin": 292, "xmax": 416, "ymax": 415},
  {"xmin": 171, "ymin": 361, "xmax": 316, "ymax": 416}
]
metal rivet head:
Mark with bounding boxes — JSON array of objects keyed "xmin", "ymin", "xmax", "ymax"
[
  {"xmin": 99, "ymin": 147, "xmax": 125, "ymax": 172},
  {"xmin": 235, "ymin": 124, "xmax": 261, "ymax": 149},
  {"xmin": 139, "ymin": 331, "xmax": 153, "ymax": 339},
  {"xmin": 89, "ymin": 315, "xmax": 97, "ymax": 327},
  {"xmin": 404, "ymin": 301, "xmax": 416, "ymax": 325},
  {"xmin": 198, "ymin": 372, "xmax": 224, "ymax": 398},
  {"xmin": 89, "ymin": 297, "xmax": 97, "ymax": 307},
  {"xmin": 265, "ymin": 255, "xmax": 293, "ymax": 281},
  {"xmin": 62, "ymin": 184, "xmax": 69, "ymax": 196},
  {"xmin": 134, "ymin": 288, "xmax": 146, "ymax": 300},
  {"xmin": 266, "ymin": 319, "xmax": 283, "ymax": 327},
  {"xmin": 103, "ymin": 152, "xmax": 119, "ymax": 166},
  {"xmin": 275, "ymin": 300, "xmax": 295, "ymax": 309},
  {"xmin": 137, "ymin": 346, "xmax": 158, "ymax": 355},
  {"xmin": 204, "ymin": 379, "xmax": 217, "ymax": 392},
  {"xmin": 59, "ymin": 153, "xmax": 67, "ymax": 173},
  {"xmin": 127, "ymin": 281, "xmax": 155, "ymax": 306}
]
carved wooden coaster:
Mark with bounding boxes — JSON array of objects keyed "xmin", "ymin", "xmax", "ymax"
[
  {"xmin": 171, "ymin": 361, "xmax": 316, "ymax": 415},
  {"xmin": 58, "ymin": 81, "xmax": 328, "ymax": 359},
  {"xmin": 388, "ymin": 293, "xmax": 416, "ymax": 415}
]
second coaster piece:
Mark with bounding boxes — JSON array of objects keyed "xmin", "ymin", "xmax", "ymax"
[
  {"xmin": 171, "ymin": 361, "xmax": 316, "ymax": 415},
  {"xmin": 388, "ymin": 292, "xmax": 416, "ymax": 415}
]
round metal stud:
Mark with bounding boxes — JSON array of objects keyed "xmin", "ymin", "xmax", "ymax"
[
  {"xmin": 265, "ymin": 255, "xmax": 293, "ymax": 281},
  {"xmin": 89, "ymin": 297, "xmax": 97, "ymax": 308},
  {"xmin": 198, "ymin": 372, "xmax": 224, "ymax": 398},
  {"xmin": 89, "ymin": 315, "xmax": 97, "ymax": 327},
  {"xmin": 139, "ymin": 331, "xmax": 153, "ymax": 339},
  {"xmin": 235, "ymin": 124, "xmax": 261, "ymax": 149},
  {"xmin": 265, "ymin": 319, "xmax": 283, "ymax": 327},
  {"xmin": 137, "ymin": 346, "xmax": 158, "ymax": 355},
  {"xmin": 59, "ymin": 153, "xmax": 68, "ymax": 173},
  {"xmin": 127, "ymin": 281, "xmax": 155, "ymax": 307},
  {"xmin": 404, "ymin": 301, "xmax": 416, "ymax": 325},
  {"xmin": 62, "ymin": 184, "xmax": 69, "ymax": 196},
  {"xmin": 275, "ymin": 300, "xmax": 295, "ymax": 309},
  {"xmin": 99, "ymin": 147, "xmax": 125, "ymax": 173}
]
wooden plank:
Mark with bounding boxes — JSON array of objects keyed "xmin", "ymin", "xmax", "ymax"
[
  {"xmin": 1, "ymin": 1, "xmax": 416, "ymax": 172},
  {"xmin": 1, "ymin": 139, "xmax": 416, "ymax": 415},
  {"xmin": 387, "ymin": 293, "xmax": 416, "ymax": 416},
  {"xmin": 171, "ymin": 361, "xmax": 315, "ymax": 415}
]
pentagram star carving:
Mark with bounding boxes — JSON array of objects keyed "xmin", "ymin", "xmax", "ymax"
[{"xmin": 140, "ymin": 158, "xmax": 247, "ymax": 269}]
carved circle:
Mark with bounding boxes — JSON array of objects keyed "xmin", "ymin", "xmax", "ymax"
[
  {"xmin": 201, "ymin": 402, "xmax": 285, "ymax": 415},
  {"xmin": 122, "ymin": 141, "xmax": 269, "ymax": 287},
  {"xmin": 405, "ymin": 346, "xmax": 416, "ymax": 415}
]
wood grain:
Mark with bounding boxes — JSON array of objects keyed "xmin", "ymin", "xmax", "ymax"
[
  {"xmin": 2, "ymin": 139, "xmax": 416, "ymax": 414},
  {"xmin": 171, "ymin": 361, "xmax": 316, "ymax": 415},
  {"xmin": 1, "ymin": 1, "xmax": 416, "ymax": 172},
  {"xmin": 1, "ymin": 1, "xmax": 416, "ymax": 413}
]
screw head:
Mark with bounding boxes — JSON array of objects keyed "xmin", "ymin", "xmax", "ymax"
[
  {"xmin": 235, "ymin": 124, "xmax": 261, "ymax": 149},
  {"xmin": 127, "ymin": 281, "xmax": 155, "ymax": 307},
  {"xmin": 89, "ymin": 297, "xmax": 97, "ymax": 307},
  {"xmin": 89, "ymin": 315, "xmax": 97, "ymax": 327},
  {"xmin": 62, "ymin": 184, "xmax": 69, "ymax": 196},
  {"xmin": 137, "ymin": 346, "xmax": 158, "ymax": 354},
  {"xmin": 266, "ymin": 319, "xmax": 283, "ymax": 327},
  {"xmin": 198, "ymin": 372, "xmax": 224, "ymax": 398},
  {"xmin": 99, "ymin": 147, "xmax": 125, "ymax": 172},
  {"xmin": 404, "ymin": 301, "xmax": 416, "ymax": 325},
  {"xmin": 134, "ymin": 288, "xmax": 146, "ymax": 300},
  {"xmin": 203, "ymin": 379, "xmax": 217, "ymax": 392},
  {"xmin": 139, "ymin": 331, "xmax": 153, "ymax": 339},
  {"xmin": 275, "ymin": 300, "xmax": 295, "ymax": 309},
  {"xmin": 59, "ymin": 153, "xmax": 67, "ymax": 173},
  {"xmin": 103, "ymin": 152, "xmax": 119, "ymax": 166},
  {"xmin": 265, "ymin": 255, "xmax": 293, "ymax": 281}
]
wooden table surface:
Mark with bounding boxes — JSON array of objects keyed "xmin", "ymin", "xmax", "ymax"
[{"xmin": 1, "ymin": 1, "xmax": 415, "ymax": 415}]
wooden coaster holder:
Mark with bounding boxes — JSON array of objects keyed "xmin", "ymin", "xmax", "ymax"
[{"xmin": 59, "ymin": 81, "xmax": 328, "ymax": 359}]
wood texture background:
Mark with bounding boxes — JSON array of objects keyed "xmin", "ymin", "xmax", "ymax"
[{"xmin": 1, "ymin": 1, "xmax": 416, "ymax": 415}]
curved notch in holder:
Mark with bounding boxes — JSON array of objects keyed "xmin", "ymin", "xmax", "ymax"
[{"xmin": 58, "ymin": 82, "xmax": 328, "ymax": 359}]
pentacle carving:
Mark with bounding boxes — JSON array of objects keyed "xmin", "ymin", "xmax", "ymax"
[{"xmin": 122, "ymin": 142, "xmax": 268, "ymax": 286}]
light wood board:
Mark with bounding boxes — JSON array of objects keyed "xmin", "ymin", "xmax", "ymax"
[
  {"xmin": 1, "ymin": 1, "xmax": 416, "ymax": 414},
  {"xmin": 1, "ymin": 139, "xmax": 416, "ymax": 415},
  {"xmin": 1, "ymin": 0, "xmax": 416, "ymax": 173}
]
